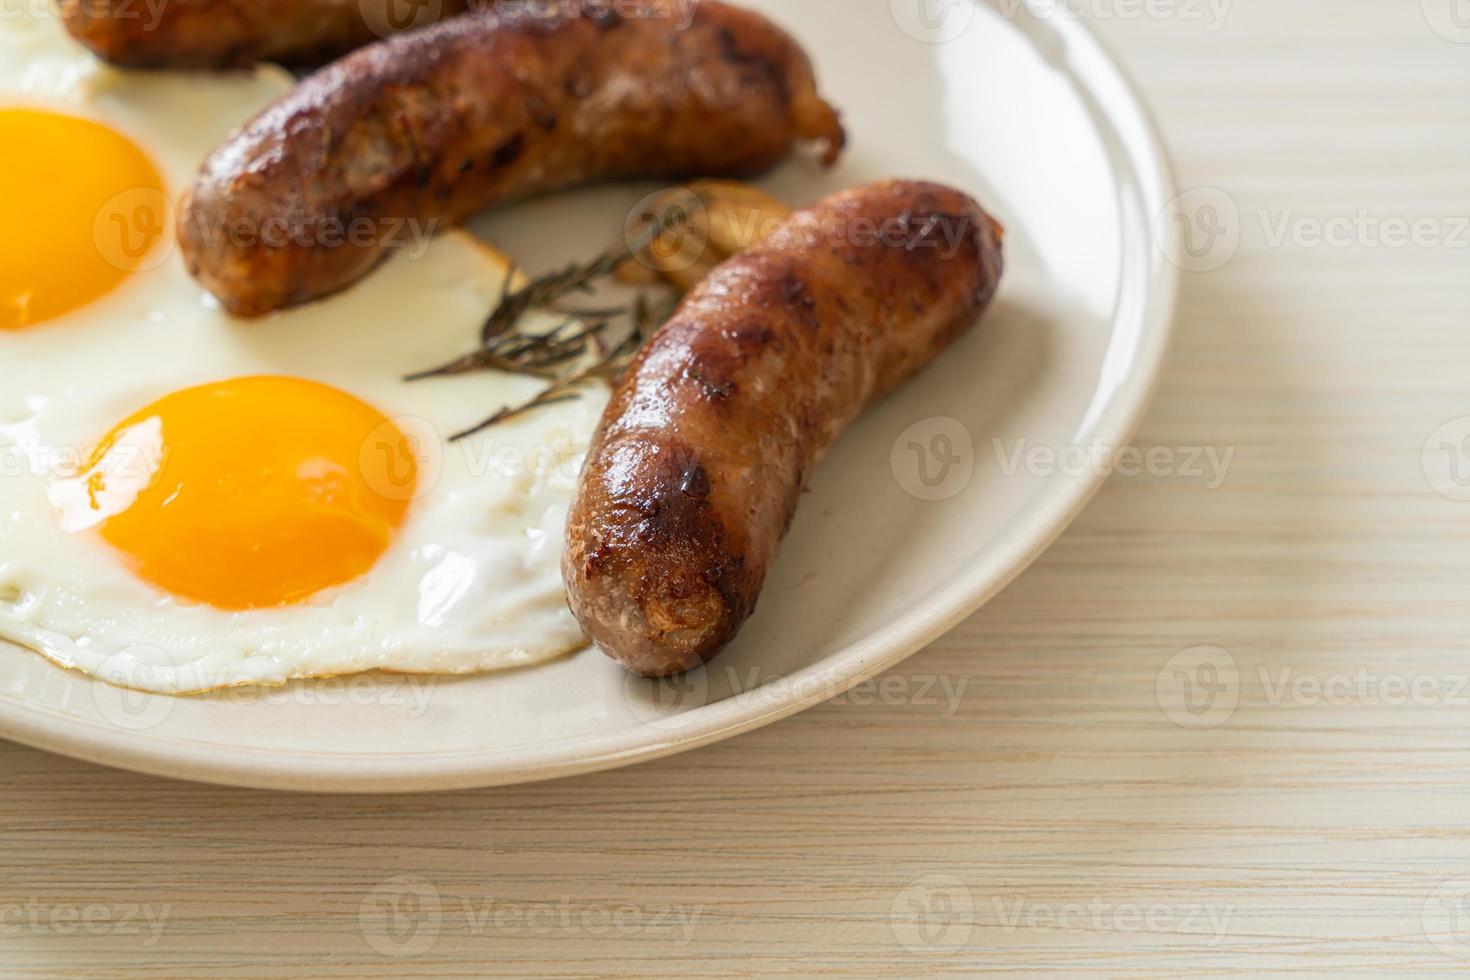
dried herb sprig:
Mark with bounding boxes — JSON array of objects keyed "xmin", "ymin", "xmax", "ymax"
[
  {"xmin": 405, "ymin": 207, "xmax": 679, "ymax": 384},
  {"xmin": 477, "ymin": 252, "xmax": 627, "ymax": 345},
  {"xmin": 475, "ymin": 202, "xmax": 684, "ymax": 345},
  {"xmin": 447, "ymin": 292, "xmax": 679, "ymax": 442},
  {"xmin": 406, "ymin": 204, "xmax": 689, "ymax": 438},
  {"xmin": 402, "ymin": 315, "xmax": 619, "ymax": 382}
]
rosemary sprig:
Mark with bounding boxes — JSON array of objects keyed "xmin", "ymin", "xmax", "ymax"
[
  {"xmin": 447, "ymin": 293, "xmax": 680, "ymax": 442},
  {"xmin": 407, "ymin": 204, "xmax": 689, "ymax": 439},
  {"xmin": 475, "ymin": 203, "xmax": 683, "ymax": 345},
  {"xmin": 477, "ymin": 250, "xmax": 626, "ymax": 345},
  {"xmin": 448, "ymin": 330, "xmax": 640, "ymax": 442},
  {"xmin": 403, "ymin": 232, "xmax": 653, "ymax": 385},
  {"xmin": 402, "ymin": 316, "xmax": 612, "ymax": 382}
]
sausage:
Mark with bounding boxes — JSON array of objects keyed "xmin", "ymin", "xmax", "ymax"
[
  {"xmin": 57, "ymin": 0, "xmax": 473, "ymax": 69},
  {"xmin": 177, "ymin": 0, "xmax": 846, "ymax": 316},
  {"xmin": 562, "ymin": 179, "xmax": 1005, "ymax": 677}
]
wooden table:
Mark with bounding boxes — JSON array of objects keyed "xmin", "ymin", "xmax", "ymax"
[{"xmin": 4, "ymin": 1, "xmax": 1469, "ymax": 975}]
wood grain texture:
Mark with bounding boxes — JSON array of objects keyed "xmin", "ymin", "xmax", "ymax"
[{"xmin": 3, "ymin": 0, "xmax": 1469, "ymax": 975}]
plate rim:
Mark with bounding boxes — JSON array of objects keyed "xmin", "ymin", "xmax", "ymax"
[{"xmin": 0, "ymin": 7, "xmax": 1179, "ymax": 792}]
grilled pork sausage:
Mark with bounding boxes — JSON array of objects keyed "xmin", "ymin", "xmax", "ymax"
[
  {"xmin": 177, "ymin": 0, "xmax": 846, "ymax": 316},
  {"xmin": 57, "ymin": 0, "xmax": 474, "ymax": 69},
  {"xmin": 563, "ymin": 179, "xmax": 1005, "ymax": 677}
]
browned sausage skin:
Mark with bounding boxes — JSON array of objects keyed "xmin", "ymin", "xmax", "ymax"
[
  {"xmin": 563, "ymin": 179, "xmax": 1004, "ymax": 677},
  {"xmin": 57, "ymin": 0, "xmax": 474, "ymax": 70},
  {"xmin": 177, "ymin": 1, "xmax": 846, "ymax": 317}
]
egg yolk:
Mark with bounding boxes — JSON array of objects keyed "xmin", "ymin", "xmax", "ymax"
[
  {"xmin": 0, "ymin": 107, "xmax": 167, "ymax": 329},
  {"xmin": 59, "ymin": 376, "xmax": 417, "ymax": 610}
]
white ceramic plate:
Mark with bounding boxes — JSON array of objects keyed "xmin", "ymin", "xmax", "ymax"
[{"xmin": 0, "ymin": 0, "xmax": 1176, "ymax": 791}]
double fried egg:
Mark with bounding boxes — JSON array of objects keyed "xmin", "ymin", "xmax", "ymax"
[{"xmin": 0, "ymin": 8, "xmax": 605, "ymax": 693}]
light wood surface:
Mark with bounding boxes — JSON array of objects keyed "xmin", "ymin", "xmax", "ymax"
[{"xmin": 4, "ymin": 1, "xmax": 1469, "ymax": 975}]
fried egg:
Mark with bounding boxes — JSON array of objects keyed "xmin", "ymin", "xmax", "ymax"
[{"xmin": 0, "ymin": 7, "xmax": 606, "ymax": 693}]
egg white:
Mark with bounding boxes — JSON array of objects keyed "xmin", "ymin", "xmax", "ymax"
[{"xmin": 0, "ymin": 7, "xmax": 606, "ymax": 693}]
